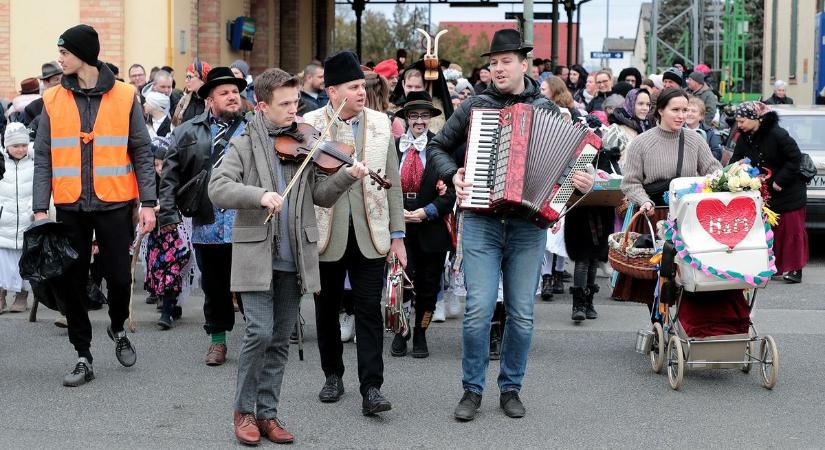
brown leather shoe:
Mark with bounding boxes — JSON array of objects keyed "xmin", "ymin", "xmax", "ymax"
[
  {"xmin": 257, "ymin": 418, "xmax": 295, "ymax": 444},
  {"xmin": 233, "ymin": 411, "xmax": 261, "ymax": 445},
  {"xmin": 205, "ymin": 343, "xmax": 227, "ymax": 366}
]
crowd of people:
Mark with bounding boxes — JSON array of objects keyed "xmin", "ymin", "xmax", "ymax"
[{"xmin": 0, "ymin": 22, "xmax": 810, "ymax": 446}]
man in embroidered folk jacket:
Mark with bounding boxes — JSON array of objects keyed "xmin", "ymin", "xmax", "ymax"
[{"xmin": 302, "ymin": 51, "xmax": 405, "ymax": 416}]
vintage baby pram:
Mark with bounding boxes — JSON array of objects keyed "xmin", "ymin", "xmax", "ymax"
[{"xmin": 636, "ymin": 177, "xmax": 779, "ymax": 390}]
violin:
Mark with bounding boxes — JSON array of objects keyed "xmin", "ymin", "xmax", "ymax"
[{"xmin": 275, "ymin": 122, "xmax": 392, "ymax": 190}]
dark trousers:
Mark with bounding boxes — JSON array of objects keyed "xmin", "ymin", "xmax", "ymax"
[
  {"xmin": 56, "ymin": 206, "xmax": 133, "ymax": 360},
  {"xmin": 194, "ymin": 243, "xmax": 235, "ymax": 335},
  {"xmin": 403, "ymin": 226, "xmax": 447, "ymax": 329},
  {"xmin": 315, "ymin": 226, "xmax": 386, "ymax": 396}
]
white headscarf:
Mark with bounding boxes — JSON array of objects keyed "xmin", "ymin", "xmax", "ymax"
[{"xmin": 144, "ymin": 91, "xmax": 170, "ymax": 116}]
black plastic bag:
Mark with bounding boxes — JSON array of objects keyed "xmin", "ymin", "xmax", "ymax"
[
  {"xmin": 19, "ymin": 220, "xmax": 79, "ymax": 282},
  {"xmin": 86, "ymin": 277, "xmax": 107, "ymax": 310}
]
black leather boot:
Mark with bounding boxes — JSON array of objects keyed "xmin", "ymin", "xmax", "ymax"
[
  {"xmin": 540, "ymin": 274, "xmax": 553, "ymax": 301},
  {"xmin": 552, "ymin": 270, "xmax": 565, "ymax": 294},
  {"xmin": 571, "ymin": 287, "xmax": 586, "ymax": 322},
  {"xmin": 411, "ymin": 327, "xmax": 429, "ymax": 358},
  {"xmin": 585, "ymin": 285, "xmax": 599, "ymax": 320}
]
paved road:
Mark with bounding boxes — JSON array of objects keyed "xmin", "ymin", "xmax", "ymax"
[{"xmin": 2, "ymin": 238, "xmax": 824, "ymax": 449}]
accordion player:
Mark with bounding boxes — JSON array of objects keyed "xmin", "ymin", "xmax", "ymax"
[{"xmin": 460, "ymin": 103, "xmax": 602, "ymax": 228}]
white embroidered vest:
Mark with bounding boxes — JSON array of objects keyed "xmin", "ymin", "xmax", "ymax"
[{"xmin": 303, "ymin": 106, "xmax": 392, "ymax": 254}]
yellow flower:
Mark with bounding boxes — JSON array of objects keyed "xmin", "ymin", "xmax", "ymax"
[
  {"xmin": 750, "ymin": 178, "xmax": 761, "ymax": 190},
  {"xmin": 728, "ymin": 177, "xmax": 741, "ymax": 190}
]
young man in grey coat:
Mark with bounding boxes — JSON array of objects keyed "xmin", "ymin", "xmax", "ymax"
[{"xmin": 208, "ymin": 68, "xmax": 368, "ymax": 446}]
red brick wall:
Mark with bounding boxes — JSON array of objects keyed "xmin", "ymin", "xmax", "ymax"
[
  {"xmin": 80, "ymin": 0, "xmax": 125, "ymax": 73},
  {"xmin": 0, "ymin": 0, "xmax": 12, "ymax": 100},
  {"xmin": 280, "ymin": 0, "xmax": 299, "ymax": 73},
  {"xmin": 197, "ymin": 0, "xmax": 220, "ymax": 65},
  {"xmin": 249, "ymin": 0, "xmax": 272, "ymax": 74},
  {"xmin": 190, "ymin": 0, "xmax": 199, "ymax": 59}
]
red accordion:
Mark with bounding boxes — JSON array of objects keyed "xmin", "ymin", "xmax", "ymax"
[{"xmin": 461, "ymin": 103, "xmax": 601, "ymax": 228}]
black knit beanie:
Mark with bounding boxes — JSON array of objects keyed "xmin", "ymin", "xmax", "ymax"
[
  {"xmin": 323, "ymin": 51, "xmax": 364, "ymax": 87},
  {"xmin": 58, "ymin": 24, "xmax": 100, "ymax": 66}
]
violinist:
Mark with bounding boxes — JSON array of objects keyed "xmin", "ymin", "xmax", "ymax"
[
  {"xmin": 209, "ymin": 68, "xmax": 368, "ymax": 446},
  {"xmin": 302, "ymin": 51, "xmax": 405, "ymax": 417},
  {"xmin": 390, "ymin": 91, "xmax": 456, "ymax": 359}
]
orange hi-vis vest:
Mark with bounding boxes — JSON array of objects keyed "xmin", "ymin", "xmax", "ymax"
[{"xmin": 42, "ymin": 81, "xmax": 138, "ymax": 204}]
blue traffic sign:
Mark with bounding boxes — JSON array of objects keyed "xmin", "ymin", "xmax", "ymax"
[{"xmin": 590, "ymin": 51, "xmax": 624, "ymax": 59}]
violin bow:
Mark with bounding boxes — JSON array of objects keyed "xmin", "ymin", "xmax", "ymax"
[{"xmin": 264, "ymin": 98, "xmax": 348, "ymax": 224}]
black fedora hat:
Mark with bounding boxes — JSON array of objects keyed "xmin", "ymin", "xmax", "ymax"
[
  {"xmin": 394, "ymin": 91, "xmax": 443, "ymax": 119},
  {"xmin": 481, "ymin": 29, "xmax": 533, "ymax": 57},
  {"xmin": 197, "ymin": 66, "xmax": 247, "ymax": 99}
]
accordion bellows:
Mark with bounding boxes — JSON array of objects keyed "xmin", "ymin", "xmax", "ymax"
[{"xmin": 462, "ymin": 103, "xmax": 602, "ymax": 228}]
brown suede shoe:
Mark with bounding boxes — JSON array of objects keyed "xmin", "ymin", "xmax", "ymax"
[
  {"xmin": 205, "ymin": 344, "xmax": 227, "ymax": 366},
  {"xmin": 233, "ymin": 411, "xmax": 261, "ymax": 445},
  {"xmin": 257, "ymin": 418, "xmax": 295, "ymax": 444}
]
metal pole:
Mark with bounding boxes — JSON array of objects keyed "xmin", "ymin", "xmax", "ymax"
[
  {"xmin": 602, "ymin": 0, "xmax": 609, "ymax": 68},
  {"xmin": 565, "ymin": 2, "xmax": 575, "ymax": 67},
  {"xmin": 525, "ymin": 0, "xmax": 535, "ymax": 67},
  {"xmin": 692, "ymin": 0, "xmax": 700, "ymax": 66},
  {"xmin": 576, "ymin": 3, "xmax": 582, "ymax": 65},
  {"xmin": 651, "ymin": 0, "xmax": 658, "ymax": 73},
  {"xmin": 428, "ymin": 1, "xmax": 432, "ymax": 34},
  {"xmin": 353, "ymin": 0, "xmax": 364, "ymax": 60},
  {"xmin": 551, "ymin": 0, "xmax": 559, "ymax": 70}
]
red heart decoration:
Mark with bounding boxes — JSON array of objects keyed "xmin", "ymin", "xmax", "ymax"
[{"xmin": 695, "ymin": 197, "xmax": 757, "ymax": 249}]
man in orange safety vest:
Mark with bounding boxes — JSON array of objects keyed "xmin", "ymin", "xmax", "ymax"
[{"xmin": 32, "ymin": 24, "xmax": 157, "ymax": 387}]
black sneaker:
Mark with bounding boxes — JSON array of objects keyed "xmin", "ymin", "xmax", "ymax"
[
  {"xmin": 391, "ymin": 333, "xmax": 408, "ymax": 357},
  {"xmin": 63, "ymin": 357, "xmax": 95, "ymax": 387},
  {"xmin": 318, "ymin": 374, "xmax": 344, "ymax": 403},
  {"xmin": 361, "ymin": 387, "xmax": 392, "ymax": 416},
  {"xmin": 500, "ymin": 390, "xmax": 526, "ymax": 418},
  {"xmin": 454, "ymin": 390, "xmax": 482, "ymax": 421},
  {"xmin": 107, "ymin": 326, "xmax": 137, "ymax": 367},
  {"xmin": 171, "ymin": 305, "xmax": 183, "ymax": 320},
  {"xmin": 783, "ymin": 270, "xmax": 802, "ymax": 284}
]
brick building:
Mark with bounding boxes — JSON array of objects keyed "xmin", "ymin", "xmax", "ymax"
[
  {"xmin": 0, "ymin": 0, "xmax": 334, "ymax": 100},
  {"xmin": 439, "ymin": 21, "xmax": 577, "ymax": 66}
]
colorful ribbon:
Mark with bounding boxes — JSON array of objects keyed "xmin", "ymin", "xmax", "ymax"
[{"xmin": 663, "ymin": 218, "xmax": 777, "ymax": 288}]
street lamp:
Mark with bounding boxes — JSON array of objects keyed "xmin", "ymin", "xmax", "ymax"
[{"xmin": 575, "ymin": 0, "xmax": 594, "ymax": 65}]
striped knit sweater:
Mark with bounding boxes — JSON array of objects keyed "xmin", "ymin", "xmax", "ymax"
[{"xmin": 621, "ymin": 125, "xmax": 721, "ymax": 206}]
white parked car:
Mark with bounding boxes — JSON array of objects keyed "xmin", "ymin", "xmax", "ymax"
[{"xmin": 771, "ymin": 105, "xmax": 825, "ymax": 230}]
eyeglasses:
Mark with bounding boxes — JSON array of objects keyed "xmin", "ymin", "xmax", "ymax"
[
  {"xmin": 407, "ymin": 112, "xmax": 432, "ymax": 120},
  {"xmin": 186, "ymin": 74, "xmax": 197, "ymax": 80}
]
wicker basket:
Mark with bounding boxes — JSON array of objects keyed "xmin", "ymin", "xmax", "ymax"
[{"xmin": 608, "ymin": 210, "xmax": 660, "ymax": 280}]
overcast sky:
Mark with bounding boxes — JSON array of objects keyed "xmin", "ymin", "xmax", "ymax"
[{"xmin": 361, "ymin": 0, "xmax": 645, "ymax": 71}]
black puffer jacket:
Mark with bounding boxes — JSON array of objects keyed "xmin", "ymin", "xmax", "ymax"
[
  {"xmin": 426, "ymin": 76, "xmax": 559, "ymax": 181},
  {"xmin": 731, "ymin": 111, "xmax": 806, "ymax": 213}
]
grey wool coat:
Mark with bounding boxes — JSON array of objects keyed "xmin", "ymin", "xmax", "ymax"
[{"xmin": 208, "ymin": 123, "xmax": 358, "ymax": 294}]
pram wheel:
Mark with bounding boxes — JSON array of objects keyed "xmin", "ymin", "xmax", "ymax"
[
  {"xmin": 667, "ymin": 336, "xmax": 684, "ymax": 390},
  {"xmin": 759, "ymin": 335, "xmax": 779, "ymax": 389},
  {"xmin": 650, "ymin": 322, "xmax": 665, "ymax": 373}
]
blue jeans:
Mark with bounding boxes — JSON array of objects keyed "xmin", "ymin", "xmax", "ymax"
[{"xmin": 461, "ymin": 212, "xmax": 546, "ymax": 395}]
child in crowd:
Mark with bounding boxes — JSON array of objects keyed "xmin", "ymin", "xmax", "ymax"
[
  {"xmin": 0, "ymin": 123, "xmax": 34, "ymax": 313},
  {"xmin": 144, "ymin": 139, "xmax": 191, "ymax": 329}
]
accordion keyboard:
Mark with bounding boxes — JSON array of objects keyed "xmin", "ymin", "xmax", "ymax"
[{"xmin": 463, "ymin": 109, "xmax": 500, "ymax": 209}]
